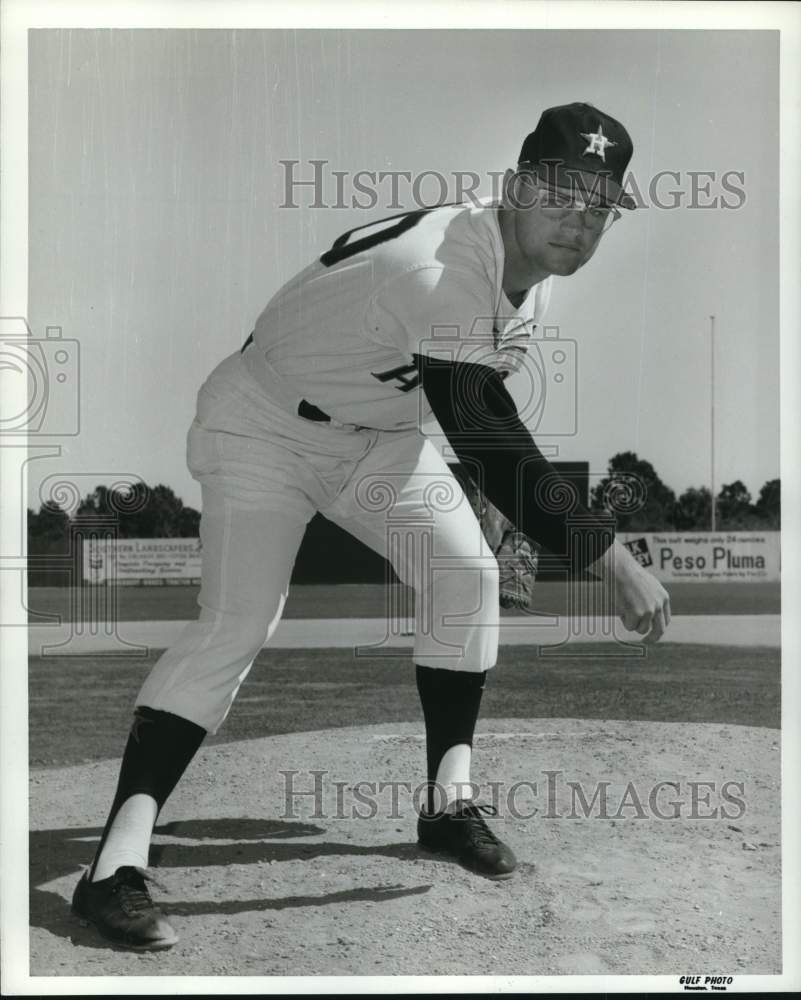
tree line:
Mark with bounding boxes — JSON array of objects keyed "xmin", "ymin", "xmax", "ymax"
[
  {"xmin": 28, "ymin": 456, "xmax": 780, "ymax": 547},
  {"xmin": 28, "ymin": 483, "xmax": 200, "ymax": 548},
  {"xmin": 589, "ymin": 452, "xmax": 780, "ymax": 532}
]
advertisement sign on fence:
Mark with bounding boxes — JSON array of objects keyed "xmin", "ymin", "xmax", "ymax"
[
  {"xmin": 619, "ymin": 532, "xmax": 780, "ymax": 583},
  {"xmin": 84, "ymin": 532, "xmax": 780, "ymax": 586},
  {"xmin": 83, "ymin": 538, "xmax": 202, "ymax": 584}
]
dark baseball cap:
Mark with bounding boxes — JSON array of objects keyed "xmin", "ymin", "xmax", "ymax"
[{"xmin": 518, "ymin": 102, "xmax": 636, "ymax": 209}]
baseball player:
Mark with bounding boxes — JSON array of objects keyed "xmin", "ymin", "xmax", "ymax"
[{"xmin": 71, "ymin": 102, "xmax": 671, "ymax": 950}]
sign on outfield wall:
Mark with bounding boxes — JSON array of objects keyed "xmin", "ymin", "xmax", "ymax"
[
  {"xmin": 83, "ymin": 537, "xmax": 202, "ymax": 584},
  {"xmin": 83, "ymin": 531, "xmax": 779, "ymax": 585},
  {"xmin": 619, "ymin": 532, "xmax": 780, "ymax": 583}
]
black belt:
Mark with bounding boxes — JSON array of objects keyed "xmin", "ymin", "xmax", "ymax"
[
  {"xmin": 297, "ymin": 399, "xmax": 331, "ymax": 422},
  {"xmin": 241, "ymin": 333, "xmax": 331, "ymax": 422}
]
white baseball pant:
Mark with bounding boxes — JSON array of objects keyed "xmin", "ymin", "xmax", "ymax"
[{"xmin": 136, "ymin": 352, "xmax": 499, "ymax": 733}]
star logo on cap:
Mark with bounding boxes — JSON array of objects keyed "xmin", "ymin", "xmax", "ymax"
[{"xmin": 580, "ymin": 123, "xmax": 617, "ymax": 162}]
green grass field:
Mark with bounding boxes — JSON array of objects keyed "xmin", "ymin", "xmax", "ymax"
[
  {"xmin": 26, "ymin": 580, "xmax": 781, "ymax": 622},
  {"xmin": 29, "ymin": 643, "xmax": 780, "ymax": 769},
  {"xmin": 26, "ymin": 582, "xmax": 781, "ymax": 771}
]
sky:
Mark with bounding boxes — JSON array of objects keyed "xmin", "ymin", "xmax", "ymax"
[{"xmin": 25, "ymin": 27, "xmax": 779, "ymax": 513}]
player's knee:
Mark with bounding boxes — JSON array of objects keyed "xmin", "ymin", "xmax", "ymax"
[
  {"xmin": 196, "ymin": 600, "xmax": 283, "ymax": 655},
  {"xmin": 192, "ymin": 610, "xmax": 272, "ymax": 661},
  {"xmin": 234, "ymin": 615, "xmax": 275, "ymax": 657},
  {"xmin": 478, "ymin": 560, "xmax": 500, "ymax": 624},
  {"xmin": 442, "ymin": 556, "xmax": 499, "ymax": 627}
]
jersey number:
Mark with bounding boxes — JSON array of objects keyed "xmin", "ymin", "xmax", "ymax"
[{"xmin": 320, "ymin": 209, "xmax": 430, "ymax": 268}]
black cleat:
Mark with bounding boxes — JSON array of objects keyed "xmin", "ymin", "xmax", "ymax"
[
  {"xmin": 417, "ymin": 799, "xmax": 517, "ymax": 880},
  {"xmin": 71, "ymin": 866, "xmax": 178, "ymax": 951}
]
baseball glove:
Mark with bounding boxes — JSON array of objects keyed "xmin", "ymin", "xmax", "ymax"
[{"xmin": 453, "ymin": 465, "xmax": 539, "ymax": 610}]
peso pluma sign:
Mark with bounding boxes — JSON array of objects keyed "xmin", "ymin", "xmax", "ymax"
[
  {"xmin": 619, "ymin": 532, "xmax": 780, "ymax": 583},
  {"xmin": 84, "ymin": 537, "xmax": 202, "ymax": 584}
]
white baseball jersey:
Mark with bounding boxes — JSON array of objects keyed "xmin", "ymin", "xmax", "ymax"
[{"xmin": 242, "ymin": 198, "xmax": 552, "ymax": 430}]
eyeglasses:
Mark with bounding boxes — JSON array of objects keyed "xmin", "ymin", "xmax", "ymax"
[
  {"xmin": 536, "ymin": 186, "xmax": 621, "ymax": 233},
  {"xmin": 518, "ymin": 175, "xmax": 621, "ymax": 233}
]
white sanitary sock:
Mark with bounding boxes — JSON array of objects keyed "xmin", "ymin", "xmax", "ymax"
[
  {"xmin": 433, "ymin": 743, "xmax": 475, "ymax": 813},
  {"xmin": 91, "ymin": 793, "xmax": 158, "ymax": 882}
]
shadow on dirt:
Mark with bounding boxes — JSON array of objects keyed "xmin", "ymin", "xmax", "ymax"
[{"xmin": 30, "ymin": 817, "xmax": 433, "ymax": 947}]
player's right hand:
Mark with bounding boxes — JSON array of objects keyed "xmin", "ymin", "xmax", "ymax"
[{"xmin": 591, "ymin": 539, "xmax": 672, "ymax": 643}]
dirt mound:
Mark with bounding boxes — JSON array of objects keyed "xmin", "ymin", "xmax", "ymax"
[{"xmin": 29, "ymin": 718, "xmax": 780, "ymax": 977}]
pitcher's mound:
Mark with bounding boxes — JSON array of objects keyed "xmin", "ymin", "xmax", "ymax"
[{"xmin": 30, "ymin": 717, "xmax": 780, "ymax": 977}]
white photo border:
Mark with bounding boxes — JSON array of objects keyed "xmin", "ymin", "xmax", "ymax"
[{"xmin": 1, "ymin": 1, "xmax": 799, "ymax": 995}]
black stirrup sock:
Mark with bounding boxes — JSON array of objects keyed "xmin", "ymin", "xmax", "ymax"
[
  {"xmin": 89, "ymin": 706, "xmax": 207, "ymax": 879},
  {"xmin": 415, "ymin": 665, "xmax": 487, "ymax": 813}
]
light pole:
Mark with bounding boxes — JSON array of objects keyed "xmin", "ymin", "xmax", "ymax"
[{"xmin": 710, "ymin": 315, "xmax": 716, "ymax": 532}]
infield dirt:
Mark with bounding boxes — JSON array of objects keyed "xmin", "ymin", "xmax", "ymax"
[{"xmin": 30, "ymin": 717, "xmax": 780, "ymax": 978}]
